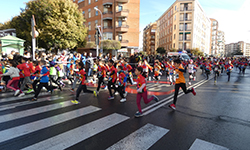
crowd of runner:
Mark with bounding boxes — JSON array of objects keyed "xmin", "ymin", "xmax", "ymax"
[{"xmin": 0, "ymin": 50, "xmax": 249, "ymax": 117}]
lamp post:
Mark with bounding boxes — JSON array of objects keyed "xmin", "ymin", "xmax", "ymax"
[{"xmin": 94, "ymin": 7, "xmax": 103, "ymax": 57}]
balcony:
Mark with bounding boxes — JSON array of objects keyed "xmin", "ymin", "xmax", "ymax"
[
  {"xmin": 120, "ymin": 40, "xmax": 129, "ymax": 47},
  {"xmin": 103, "ymin": 26, "xmax": 113, "ymax": 32},
  {"xmin": 179, "ymin": 38, "xmax": 191, "ymax": 41},
  {"xmin": 103, "ymin": 11, "xmax": 113, "ymax": 20},
  {"xmin": 116, "ymin": 0, "xmax": 128, "ymax": 3},
  {"xmin": 116, "ymin": 25, "xmax": 129, "ymax": 33},
  {"xmin": 116, "ymin": 9, "xmax": 129, "ymax": 18},
  {"xmin": 179, "ymin": 18, "xmax": 192, "ymax": 22},
  {"xmin": 179, "ymin": 28, "xmax": 192, "ymax": 31},
  {"xmin": 180, "ymin": 7, "xmax": 192, "ymax": 11},
  {"xmin": 103, "ymin": 0, "xmax": 113, "ymax": 5}
]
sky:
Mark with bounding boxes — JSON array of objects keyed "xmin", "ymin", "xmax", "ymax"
[{"xmin": 1, "ymin": 0, "xmax": 250, "ymax": 48}]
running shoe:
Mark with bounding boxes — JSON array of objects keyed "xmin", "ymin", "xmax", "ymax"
[
  {"xmin": 26, "ymin": 89, "xmax": 34, "ymax": 94},
  {"xmin": 30, "ymin": 97, "xmax": 37, "ymax": 101},
  {"xmin": 123, "ymin": 91, "xmax": 128, "ymax": 97},
  {"xmin": 120, "ymin": 98, "xmax": 126, "ymax": 103},
  {"xmin": 214, "ymin": 80, "xmax": 217, "ymax": 84},
  {"xmin": 93, "ymin": 91, "xmax": 97, "ymax": 97},
  {"xmin": 69, "ymin": 88, "xmax": 74, "ymax": 92},
  {"xmin": 169, "ymin": 104, "xmax": 176, "ymax": 110},
  {"xmin": 188, "ymin": 82, "xmax": 191, "ymax": 85},
  {"xmin": 114, "ymin": 92, "xmax": 119, "ymax": 95},
  {"xmin": 152, "ymin": 95, "xmax": 159, "ymax": 102},
  {"xmin": 108, "ymin": 96, "xmax": 114, "ymax": 100},
  {"xmin": 104, "ymin": 86, "xmax": 108, "ymax": 90},
  {"xmin": 192, "ymin": 87, "xmax": 196, "ymax": 96},
  {"xmin": 134, "ymin": 111, "xmax": 143, "ymax": 118},
  {"xmin": 14, "ymin": 90, "xmax": 20, "ymax": 96},
  {"xmin": 71, "ymin": 100, "xmax": 80, "ymax": 104},
  {"xmin": 18, "ymin": 93, "xmax": 25, "ymax": 97}
]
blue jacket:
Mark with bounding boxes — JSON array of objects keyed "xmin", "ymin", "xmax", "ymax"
[{"xmin": 40, "ymin": 66, "xmax": 49, "ymax": 83}]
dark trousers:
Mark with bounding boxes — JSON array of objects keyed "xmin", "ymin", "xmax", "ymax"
[
  {"xmin": 108, "ymin": 81, "xmax": 116, "ymax": 97},
  {"xmin": 117, "ymin": 85, "xmax": 125, "ymax": 98},
  {"xmin": 97, "ymin": 76, "xmax": 104, "ymax": 92},
  {"xmin": 49, "ymin": 75, "xmax": 60, "ymax": 87},
  {"xmin": 76, "ymin": 84, "xmax": 93, "ymax": 100},
  {"xmin": 173, "ymin": 83, "xmax": 192, "ymax": 105},
  {"xmin": 227, "ymin": 72, "xmax": 231, "ymax": 81},
  {"xmin": 34, "ymin": 82, "xmax": 51, "ymax": 98},
  {"xmin": 32, "ymin": 79, "xmax": 40, "ymax": 92},
  {"xmin": 214, "ymin": 71, "xmax": 220, "ymax": 81}
]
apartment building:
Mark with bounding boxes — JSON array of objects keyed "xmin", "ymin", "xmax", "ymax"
[
  {"xmin": 156, "ymin": 0, "xmax": 211, "ymax": 54},
  {"xmin": 217, "ymin": 30, "xmax": 225, "ymax": 57},
  {"xmin": 225, "ymin": 41, "xmax": 250, "ymax": 57},
  {"xmin": 210, "ymin": 18, "xmax": 218, "ymax": 56},
  {"xmin": 73, "ymin": 0, "xmax": 140, "ymax": 52},
  {"xmin": 143, "ymin": 22, "xmax": 157, "ymax": 55}
]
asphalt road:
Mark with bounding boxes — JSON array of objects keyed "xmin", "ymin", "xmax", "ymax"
[{"xmin": 0, "ymin": 68, "xmax": 249, "ymax": 150}]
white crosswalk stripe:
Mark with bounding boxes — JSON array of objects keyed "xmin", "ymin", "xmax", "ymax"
[{"xmin": 189, "ymin": 139, "xmax": 229, "ymax": 150}]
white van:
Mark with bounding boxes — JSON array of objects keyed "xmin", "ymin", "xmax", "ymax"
[{"xmin": 167, "ymin": 52, "xmax": 190, "ymax": 61}]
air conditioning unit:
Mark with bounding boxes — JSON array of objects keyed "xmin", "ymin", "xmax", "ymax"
[{"xmin": 122, "ymin": 17, "xmax": 127, "ymax": 21}]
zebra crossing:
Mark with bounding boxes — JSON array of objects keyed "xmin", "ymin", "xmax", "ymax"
[{"xmin": 0, "ymin": 92, "xmax": 229, "ymax": 150}]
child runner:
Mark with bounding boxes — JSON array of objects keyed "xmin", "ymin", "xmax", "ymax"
[
  {"xmin": 225, "ymin": 60, "xmax": 233, "ymax": 82},
  {"xmin": 213, "ymin": 61, "xmax": 221, "ymax": 84},
  {"xmin": 107, "ymin": 59, "xmax": 117, "ymax": 100},
  {"xmin": 117, "ymin": 65, "xmax": 127, "ymax": 102},
  {"xmin": 71, "ymin": 62, "xmax": 97, "ymax": 104},
  {"xmin": 134, "ymin": 67, "xmax": 159, "ymax": 117},
  {"xmin": 188, "ymin": 59, "xmax": 195, "ymax": 85},
  {"xmin": 169, "ymin": 59, "xmax": 196, "ymax": 110},
  {"xmin": 96, "ymin": 60, "xmax": 107, "ymax": 94}
]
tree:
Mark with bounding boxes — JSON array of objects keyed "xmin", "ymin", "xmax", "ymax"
[
  {"xmin": 101, "ymin": 40, "xmax": 121, "ymax": 50},
  {"xmin": 2, "ymin": 0, "xmax": 87, "ymax": 50},
  {"xmin": 169, "ymin": 48, "xmax": 177, "ymax": 52},
  {"xmin": 156, "ymin": 47, "xmax": 166, "ymax": 54},
  {"xmin": 85, "ymin": 41, "xmax": 96, "ymax": 48}
]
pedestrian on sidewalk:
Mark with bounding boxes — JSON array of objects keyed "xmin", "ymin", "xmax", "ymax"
[
  {"xmin": 169, "ymin": 59, "xmax": 196, "ymax": 110},
  {"xmin": 134, "ymin": 67, "xmax": 159, "ymax": 118}
]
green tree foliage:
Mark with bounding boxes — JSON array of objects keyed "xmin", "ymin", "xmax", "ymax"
[
  {"xmin": 169, "ymin": 48, "xmax": 177, "ymax": 52},
  {"xmin": 1, "ymin": 0, "xmax": 87, "ymax": 50},
  {"xmin": 156, "ymin": 47, "xmax": 166, "ymax": 54},
  {"xmin": 101, "ymin": 40, "xmax": 121, "ymax": 50},
  {"xmin": 85, "ymin": 41, "xmax": 96, "ymax": 48},
  {"xmin": 191, "ymin": 48, "xmax": 204, "ymax": 56}
]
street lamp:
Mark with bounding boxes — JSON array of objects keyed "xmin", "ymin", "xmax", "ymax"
[{"xmin": 94, "ymin": 7, "xmax": 103, "ymax": 57}]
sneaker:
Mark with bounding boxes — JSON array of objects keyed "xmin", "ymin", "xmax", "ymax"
[
  {"xmin": 26, "ymin": 89, "xmax": 34, "ymax": 94},
  {"xmin": 14, "ymin": 90, "xmax": 20, "ymax": 96},
  {"xmin": 108, "ymin": 96, "xmax": 114, "ymax": 100},
  {"xmin": 193, "ymin": 77, "xmax": 196, "ymax": 81},
  {"xmin": 169, "ymin": 104, "xmax": 176, "ymax": 110},
  {"xmin": 104, "ymin": 86, "xmax": 108, "ymax": 90},
  {"xmin": 152, "ymin": 95, "xmax": 159, "ymax": 102},
  {"xmin": 188, "ymin": 82, "xmax": 191, "ymax": 85},
  {"xmin": 93, "ymin": 91, "xmax": 97, "ymax": 97},
  {"xmin": 134, "ymin": 111, "xmax": 143, "ymax": 118},
  {"xmin": 123, "ymin": 91, "xmax": 128, "ymax": 97},
  {"xmin": 71, "ymin": 100, "xmax": 80, "ymax": 104},
  {"xmin": 69, "ymin": 88, "xmax": 74, "ymax": 92},
  {"xmin": 114, "ymin": 92, "xmax": 119, "ymax": 95},
  {"xmin": 30, "ymin": 97, "xmax": 37, "ymax": 101},
  {"xmin": 214, "ymin": 80, "xmax": 217, "ymax": 84},
  {"xmin": 192, "ymin": 87, "xmax": 196, "ymax": 96},
  {"xmin": 18, "ymin": 93, "xmax": 25, "ymax": 97},
  {"xmin": 120, "ymin": 98, "xmax": 126, "ymax": 103}
]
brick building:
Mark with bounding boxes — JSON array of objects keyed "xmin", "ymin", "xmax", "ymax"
[
  {"xmin": 143, "ymin": 22, "xmax": 156, "ymax": 55},
  {"xmin": 73, "ymin": 0, "xmax": 140, "ymax": 55}
]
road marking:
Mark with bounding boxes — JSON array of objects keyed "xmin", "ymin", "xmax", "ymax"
[
  {"xmin": 0, "ymin": 96, "xmax": 64, "ymax": 111},
  {"xmin": 106, "ymin": 123, "xmax": 169, "ymax": 150},
  {"xmin": 189, "ymin": 139, "xmax": 229, "ymax": 150},
  {"xmin": 22, "ymin": 113, "xmax": 129, "ymax": 150},
  {"xmin": 143, "ymin": 78, "xmax": 210, "ymax": 116},
  {"xmin": 0, "ymin": 101, "xmax": 73, "ymax": 123},
  {"xmin": 0, "ymin": 106, "xmax": 101, "ymax": 143},
  {"xmin": 142, "ymin": 78, "xmax": 206, "ymax": 113},
  {"xmin": 0, "ymin": 92, "xmax": 51, "ymax": 103}
]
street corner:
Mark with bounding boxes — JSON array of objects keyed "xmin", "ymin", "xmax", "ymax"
[{"xmin": 126, "ymin": 81, "xmax": 175, "ymax": 96}]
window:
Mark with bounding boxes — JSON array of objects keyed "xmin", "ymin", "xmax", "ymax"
[
  {"xmin": 174, "ymin": 15, "xmax": 176, "ymax": 21},
  {"xmin": 88, "ymin": 9, "xmax": 91, "ymax": 18},
  {"xmin": 88, "ymin": 0, "xmax": 91, "ymax": 4},
  {"xmin": 175, "ymin": 6, "xmax": 177, "ymax": 11},
  {"xmin": 170, "ymin": 27, "xmax": 172, "ymax": 33},
  {"xmin": 118, "ymin": 34, "xmax": 122, "ymax": 41},
  {"xmin": 118, "ymin": 20, "xmax": 122, "ymax": 27},
  {"xmin": 95, "ymin": 20, "xmax": 98, "ymax": 28},
  {"xmin": 174, "ymin": 43, "xmax": 175, "ymax": 48},
  {"xmin": 88, "ymin": 35, "xmax": 91, "ymax": 41},
  {"xmin": 174, "ymin": 34, "xmax": 175, "ymax": 39},
  {"xmin": 88, "ymin": 22, "xmax": 91, "ymax": 31},
  {"xmin": 174, "ymin": 25, "xmax": 176, "ymax": 30},
  {"xmin": 95, "ymin": 6, "xmax": 98, "ymax": 16},
  {"xmin": 95, "ymin": 0, "xmax": 98, "ymax": 1},
  {"xmin": 78, "ymin": 0, "xmax": 84, "ymax": 3},
  {"xmin": 104, "ymin": 33, "xmax": 113, "ymax": 40},
  {"xmin": 82, "ymin": 11, "xmax": 85, "ymax": 15},
  {"xmin": 118, "ymin": 5, "xmax": 123, "ymax": 12}
]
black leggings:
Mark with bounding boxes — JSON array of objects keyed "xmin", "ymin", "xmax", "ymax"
[
  {"xmin": 173, "ymin": 83, "xmax": 192, "ymax": 105},
  {"xmin": 108, "ymin": 81, "xmax": 116, "ymax": 97},
  {"xmin": 49, "ymin": 75, "xmax": 60, "ymax": 87},
  {"xmin": 227, "ymin": 72, "xmax": 231, "ymax": 81},
  {"xmin": 117, "ymin": 85, "xmax": 125, "ymax": 98},
  {"xmin": 214, "ymin": 71, "xmax": 220, "ymax": 81},
  {"xmin": 76, "ymin": 84, "xmax": 93, "ymax": 100},
  {"xmin": 34, "ymin": 83, "xmax": 51, "ymax": 98},
  {"xmin": 97, "ymin": 76, "xmax": 104, "ymax": 92}
]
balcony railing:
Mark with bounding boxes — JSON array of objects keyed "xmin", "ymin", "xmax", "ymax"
[
  {"xmin": 179, "ymin": 28, "xmax": 192, "ymax": 31},
  {"xmin": 179, "ymin": 38, "xmax": 191, "ymax": 41},
  {"xmin": 116, "ymin": 25, "xmax": 129, "ymax": 32},
  {"xmin": 103, "ymin": 11, "xmax": 113, "ymax": 15},
  {"xmin": 116, "ymin": 0, "xmax": 128, "ymax": 3},
  {"xmin": 180, "ymin": 18, "xmax": 192, "ymax": 21},
  {"xmin": 180, "ymin": 7, "xmax": 192, "ymax": 11},
  {"xmin": 120, "ymin": 40, "xmax": 129, "ymax": 46},
  {"xmin": 116, "ymin": 9, "xmax": 129, "ymax": 17}
]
